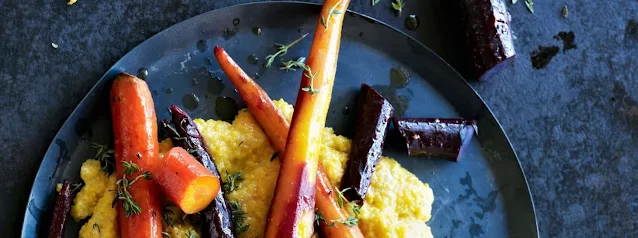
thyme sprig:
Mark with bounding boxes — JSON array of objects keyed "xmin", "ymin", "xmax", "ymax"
[
  {"xmin": 280, "ymin": 57, "xmax": 306, "ymax": 71},
  {"xmin": 391, "ymin": 0, "xmax": 405, "ymax": 16},
  {"xmin": 116, "ymin": 161, "xmax": 152, "ymax": 217},
  {"xmin": 90, "ymin": 142, "xmax": 114, "ymax": 172},
  {"xmin": 230, "ymin": 200, "xmax": 250, "ymax": 234},
  {"xmin": 321, "ymin": 0, "xmax": 344, "ymax": 29},
  {"xmin": 265, "ymin": 33, "xmax": 309, "ymax": 68},
  {"xmin": 223, "ymin": 170, "xmax": 244, "ymax": 193},
  {"xmin": 301, "ymin": 65, "xmax": 320, "ymax": 95}
]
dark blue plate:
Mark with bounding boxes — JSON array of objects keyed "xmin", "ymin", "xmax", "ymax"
[{"xmin": 21, "ymin": 2, "xmax": 538, "ymax": 237}]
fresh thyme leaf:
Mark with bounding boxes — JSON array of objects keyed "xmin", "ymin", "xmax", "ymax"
[
  {"xmin": 561, "ymin": 5, "xmax": 568, "ymax": 17},
  {"xmin": 162, "ymin": 231, "xmax": 171, "ymax": 237},
  {"xmin": 185, "ymin": 230, "xmax": 197, "ymax": 238},
  {"xmin": 186, "ymin": 148, "xmax": 197, "ymax": 154},
  {"xmin": 350, "ymin": 201, "xmax": 361, "ymax": 218},
  {"xmin": 392, "ymin": 0, "xmax": 405, "ymax": 16},
  {"xmin": 525, "ymin": 0, "xmax": 534, "ymax": 13},
  {"xmin": 122, "ymin": 161, "xmax": 141, "ymax": 175},
  {"xmin": 372, "ymin": 0, "xmax": 380, "ymax": 6},
  {"xmin": 321, "ymin": 0, "xmax": 344, "ymax": 29},
  {"xmin": 301, "ymin": 65, "xmax": 320, "ymax": 95},
  {"xmin": 335, "ymin": 187, "xmax": 351, "ymax": 209},
  {"xmin": 92, "ymin": 223, "xmax": 100, "ymax": 233},
  {"xmin": 270, "ymin": 152, "xmax": 279, "ymax": 162},
  {"xmin": 116, "ymin": 170, "xmax": 151, "ymax": 217},
  {"xmin": 229, "ymin": 200, "xmax": 250, "ymax": 234},
  {"xmin": 280, "ymin": 57, "xmax": 306, "ymax": 71},
  {"xmin": 315, "ymin": 210, "xmax": 326, "ymax": 226},
  {"xmin": 223, "ymin": 170, "xmax": 244, "ymax": 193},
  {"xmin": 91, "ymin": 142, "xmax": 114, "ymax": 172},
  {"xmin": 71, "ymin": 182, "xmax": 83, "ymax": 192},
  {"xmin": 341, "ymin": 216, "xmax": 358, "ymax": 226},
  {"xmin": 163, "ymin": 207, "xmax": 175, "ymax": 228},
  {"xmin": 264, "ymin": 33, "xmax": 309, "ymax": 68}
]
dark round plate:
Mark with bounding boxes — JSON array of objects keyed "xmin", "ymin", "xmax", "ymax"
[{"xmin": 21, "ymin": 2, "xmax": 538, "ymax": 237}]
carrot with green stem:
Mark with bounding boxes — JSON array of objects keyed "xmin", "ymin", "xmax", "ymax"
[{"xmin": 215, "ymin": 46, "xmax": 363, "ymax": 238}]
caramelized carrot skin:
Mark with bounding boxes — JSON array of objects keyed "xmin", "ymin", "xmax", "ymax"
[
  {"xmin": 315, "ymin": 167, "xmax": 364, "ymax": 237},
  {"xmin": 154, "ymin": 147, "xmax": 220, "ymax": 214},
  {"xmin": 264, "ymin": 0, "xmax": 351, "ymax": 237},
  {"xmin": 110, "ymin": 73, "xmax": 162, "ymax": 238},
  {"xmin": 214, "ymin": 46, "xmax": 290, "ymax": 151}
]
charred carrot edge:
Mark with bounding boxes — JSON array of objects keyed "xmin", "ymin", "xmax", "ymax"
[
  {"xmin": 165, "ymin": 105, "xmax": 236, "ymax": 238},
  {"xmin": 110, "ymin": 73, "xmax": 162, "ymax": 238},
  {"xmin": 264, "ymin": 0, "xmax": 352, "ymax": 236},
  {"xmin": 48, "ymin": 180, "xmax": 72, "ymax": 238},
  {"xmin": 214, "ymin": 47, "xmax": 363, "ymax": 237},
  {"xmin": 154, "ymin": 147, "xmax": 220, "ymax": 214}
]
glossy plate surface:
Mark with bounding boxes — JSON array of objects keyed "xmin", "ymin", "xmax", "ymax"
[{"xmin": 22, "ymin": 2, "xmax": 538, "ymax": 237}]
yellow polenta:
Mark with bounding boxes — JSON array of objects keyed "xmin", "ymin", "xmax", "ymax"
[
  {"xmin": 195, "ymin": 99, "xmax": 434, "ymax": 238},
  {"xmin": 79, "ymin": 175, "xmax": 118, "ymax": 238},
  {"xmin": 72, "ymin": 159, "xmax": 109, "ymax": 222}
]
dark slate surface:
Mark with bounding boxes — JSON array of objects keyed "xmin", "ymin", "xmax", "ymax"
[{"xmin": 0, "ymin": 0, "xmax": 636, "ymax": 237}]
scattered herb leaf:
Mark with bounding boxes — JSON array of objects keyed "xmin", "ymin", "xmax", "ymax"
[
  {"xmin": 71, "ymin": 182, "xmax": 84, "ymax": 192},
  {"xmin": 122, "ymin": 161, "xmax": 141, "ymax": 175},
  {"xmin": 561, "ymin": 5, "xmax": 568, "ymax": 18},
  {"xmin": 91, "ymin": 142, "xmax": 114, "ymax": 172},
  {"xmin": 392, "ymin": 0, "xmax": 405, "ymax": 16},
  {"xmin": 223, "ymin": 170, "xmax": 244, "ymax": 193},
  {"xmin": 321, "ymin": 0, "xmax": 344, "ymax": 29},
  {"xmin": 264, "ymin": 33, "xmax": 309, "ymax": 68},
  {"xmin": 163, "ymin": 207, "xmax": 175, "ymax": 228},
  {"xmin": 372, "ymin": 0, "xmax": 380, "ymax": 6},
  {"xmin": 185, "ymin": 230, "xmax": 197, "ymax": 238},
  {"xmin": 301, "ymin": 65, "xmax": 320, "ymax": 95},
  {"xmin": 162, "ymin": 231, "xmax": 171, "ymax": 237},
  {"xmin": 525, "ymin": 0, "xmax": 534, "ymax": 13},
  {"xmin": 280, "ymin": 57, "xmax": 306, "ymax": 71},
  {"xmin": 51, "ymin": 43, "xmax": 59, "ymax": 49},
  {"xmin": 230, "ymin": 200, "xmax": 250, "ymax": 234}
]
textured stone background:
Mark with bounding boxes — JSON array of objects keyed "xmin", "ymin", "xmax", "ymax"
[{"xmin": 1, "ymin": 0, "xmax": 637, "ymax": 237}]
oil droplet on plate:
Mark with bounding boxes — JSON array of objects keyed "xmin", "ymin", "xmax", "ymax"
[
  {"xmin": 208, "ymin": 76, "xmax": 225, "ymax": 95},
  {"xmin": 233, "ymin": 18, "xmax": 240, "ymax": 26},
  {"xmin": 204, "ymin": 57, "xmax": 213, "ymax": 66},
  {"xmin": 252, "ymin": 27, "xmax": 262, "ymax": 35},
  {"xmin": 390, "ymin": 66, "xmax": 410, "ymax": 88},
  {"xmin": 165, "ymin": 88, "xmax": 173, "ymax": 94},
  {"xmin": 247, "ymin": 54, "xmax": 259, "ymax": 65},
  {"xmin": 182, "ymin": 93, "xmax": 200, "ymax": 111},
  {"xmin": 215, "ymin": 96, "xmax": 239, "ymax": 122},
  {"xmin": 196, "ymin": 40, "xmax": 207, "ymax": 52},
  {"xmin": 137, "ymin": 68, "xmax": 149, "ymax": 80},
  {"xmin": 404, "ymin": 15, "xmax": 419, "ymax": 30},
  {"xmin": 343, "ymin": 106, "xmax": 351, "ymax": 115}
]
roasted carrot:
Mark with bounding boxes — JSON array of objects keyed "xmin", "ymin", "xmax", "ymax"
[
  {"xmin": 215, "ymin": 47, "xmax": 363, "ymax": 237},
  {"xmin": 110, "ymin": 73, "xmax": 162, "ymax": 238},
  {"xmin": 154, "ymin": 147, "xmax": 220, "ymax": 214},
  {"xmin": 263, "ymin": 0, "xmax": 351, "ymax": 236},
  {"xmin": 48, "ymin": 180, "xmax": 72, "ymax": 238},
  {"xmin": 164, "ymin": 105, "xmax": 237, "ymax": 238}
]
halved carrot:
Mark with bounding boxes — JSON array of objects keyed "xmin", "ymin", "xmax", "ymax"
[
  {"xmin": 110, "ymin": 73, "xmax": 162, "ymax": 238},
  {"xmin": 153, "ymin": 147, "xmax": 220, "ymax": 214},
  {"xmin": 215, "ymin": 47, "xmax": 363, "ymax": 237}
]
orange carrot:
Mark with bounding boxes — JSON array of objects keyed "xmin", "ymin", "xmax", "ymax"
[
  {"xmin": 154, "ymin": 147, "xmax": 220, "ymax": 214},
  {"xmin": 263, "ymin": 0, "xmax": 351, "ymax": 236},
  {"xmin": 215, "ymin": 47, "xmax": 363, "ymax": 237},
  {"xmin": 110, "ymin": 73, "xmax": 162, "ymax": 238},
  {"xmin": 214, "ymin": 46, "xmax": 290, "ymax": 151}
]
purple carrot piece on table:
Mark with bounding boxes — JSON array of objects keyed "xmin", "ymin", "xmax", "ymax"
[
  {"xmin": 48, "ymin": 180, "xmax": 72, "ymax": 238},
  {"xmin": 340, "ymin": 84, "xmax": 393, "ymax": 203},
  {"xmin": 459, "ymin": 0, "xmax": 515, "ymax": 81},
  {"xmin": 392, "ymin": 118, "xmax": 477, "ymax": 162}
]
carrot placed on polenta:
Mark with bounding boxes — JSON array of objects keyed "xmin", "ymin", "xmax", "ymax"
[
  {"xmin": 154, "ymin": 147, "xmax": 220, "ymax": 214},
  {"xmin": 214, "ymin": 47, "xmax": 363, "ymax": 238},
  {"xmin": 264, "ymin": 0, "xmax": 351, "ymax": 236},
  {"xmin": 110, "ymin": 73, "xmax": 162, "ymax": 238},
  {"xmin": 214, "ymin": 46, "xmax": 290, "ymax": 151}
]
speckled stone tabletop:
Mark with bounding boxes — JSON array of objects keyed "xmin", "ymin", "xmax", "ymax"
[{"xmin": 1, "ymin": 0, "xmax": 637, "ymax": 237}]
